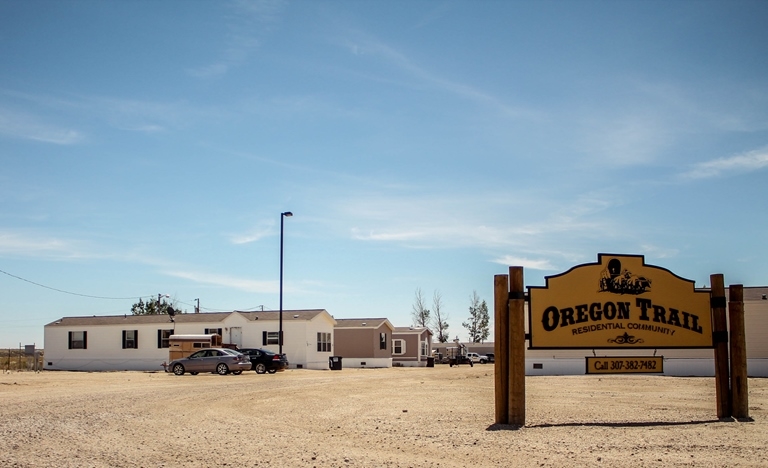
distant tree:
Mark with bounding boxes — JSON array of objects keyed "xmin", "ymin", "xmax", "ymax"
[
  {"xmin": 462, "ymin": 291, "xmax": 490, "ymax": 343},
  {"xmin": 131, "ymin": 296, "xmax": 179, "ymax": 316},
  {"xmin": 411, "ymin": 288, "xmax": 431, "ymax": 328},
  {"xmin": 430, "ymin": 290, "xmax": 450, "ymax": 343}
]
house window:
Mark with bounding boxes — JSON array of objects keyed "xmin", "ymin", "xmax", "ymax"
[
  {"xmin": 380, "ymin": 332, "xmax": 387, "ymax": 350},
  {"xmin": 68, "ymin": 331, "xmax": 87, "ymax": 349},
  {"xmin": 317, "ymin": 332, "xmax": 331, "ymax": 352},
  {"xmin": 158, "ymin": 329, "xmax": 173, "ymax": 348},
  {"xmin": 122, "ymin": 330, "xmax": 138, "ymax": 349},
  {"xmin": 421, "ymin": 341, "xmax": 428, "ymax": 357},
  {"xmin": 393, "ymin": 339, "xmax": 405, "ymax": 355},
  {"xmin": 263, "ymin": 331, "xmax": 279, "ymax": 346},
  {"xmin": 204, "ymin": 328, "xmax": 222, "ymax": 336}
]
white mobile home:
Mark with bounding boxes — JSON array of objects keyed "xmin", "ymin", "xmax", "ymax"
[{"xmin": 44, "ymin": 309, "xmax": 337, "ymax": 371}]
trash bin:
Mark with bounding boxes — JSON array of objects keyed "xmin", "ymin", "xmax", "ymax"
[
  {"xmin": 329, "ymin": 356, "xmax": 342, "ymax": 370},
  {"xmin": 426, "ymin": 357, "xmax": 434, "ymax": 368}
]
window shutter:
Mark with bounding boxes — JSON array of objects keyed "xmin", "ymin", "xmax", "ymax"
[
  {"xmin": 157, "ymin": 329, "xmax": 162, "ymax": 348},
  {"xmin": 122, "ymin": 330, "xmax": 127, "ymax": 349},
  {"xmin": 262, "ymin": 331, "xmax": 267, "ymax": 346},
  {"xmin": 68, "ymin": 331, "xmax": 73, "ymax": 349},
  {"xmin": 134, "ymin": 330, "xmax": 138, "ymax": 349},
  {"xmin": 83, "ymin": 331, "xmax": 87, "ymax": 350}
]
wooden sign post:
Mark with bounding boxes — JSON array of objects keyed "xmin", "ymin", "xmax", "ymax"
[
  {"xmin": 493, "ymin": 274, "xmax": 509, "ymax": 424},
  {"xmin": 729, "ymin": 284, "xmax": 749, "ymax": 419},
  {"xmin": 493, "ymin": 267, "xmax": 526, "ymax": 426},
  {"xmin": 508, "ymin": 267, "xmax": 526, "ymax": 426},
  {"xmin": 710, "ymin": 274, "xmax": 730, "ymax": 419}
]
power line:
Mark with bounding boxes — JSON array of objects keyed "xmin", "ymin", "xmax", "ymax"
[{"xmin": 0, "ymin": 268, "xmax": 153, "ymax": 301}]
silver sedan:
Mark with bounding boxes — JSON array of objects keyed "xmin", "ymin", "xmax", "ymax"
[{"xmin": 169, "ymin": 348, "xmax": 251, "ymax": 376}]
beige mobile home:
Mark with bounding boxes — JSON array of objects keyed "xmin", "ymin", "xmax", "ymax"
[
  {"xmin": 333, "ymin": 318, "xmax": 395, "ymax": 368},
  {"xmin": 392, "ymin": 326, "xmax": 433, "ymax": 367}
]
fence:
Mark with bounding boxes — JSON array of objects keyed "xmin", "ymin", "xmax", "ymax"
[{"xmin": 2, "ymin": 348, "xmax": 44, "ymax": 372}]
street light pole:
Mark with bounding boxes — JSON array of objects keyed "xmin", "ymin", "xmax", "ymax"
[
  {"xmin": 158, "ymin": 293, "xmax": 169, "ymax": 313},
  {"xmin": 279, "ymin": 211, "xmax": 293, "ymax": 355}
]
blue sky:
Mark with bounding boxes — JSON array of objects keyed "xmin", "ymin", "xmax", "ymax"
[{"xmin": 1, "ymin": 1, "xmax": 767, "ymax": 347}]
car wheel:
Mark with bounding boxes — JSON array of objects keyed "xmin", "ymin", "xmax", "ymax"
[
  {"xmin": 172, "ymin": 364, "xmax": 185, "ymax": 376},
  {"xmin": 480, "ymin": 359, "xmax": 487, "ymax": 364},
  {"xmin": 267, "ymin": 368, "xmax": 277, "ymax": 374},
  {"xmin": 255, "ymin": 363, "xmax": 267, "ymax": 374},
  {"xmin": 232, "ymin": 370, "xmax": 242, "ymax": 375},
  {"xmin": 190, "ymin": 372, "xmax": 198, "ymax": 375},
  {"xmin": 216, "ymin": 363, "xmax": 229, "ymax": 375}
]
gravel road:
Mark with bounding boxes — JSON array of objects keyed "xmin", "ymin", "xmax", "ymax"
[{"xmin": 1, "ymin": 366, "xmax": 766, "ymax": 467}]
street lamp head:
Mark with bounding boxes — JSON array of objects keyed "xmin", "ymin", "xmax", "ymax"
[{"xmin": 282, "ymin": 211, "xmax": 293, "ymax": 217}]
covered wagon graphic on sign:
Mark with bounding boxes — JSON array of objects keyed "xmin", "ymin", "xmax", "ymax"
[{"xmin": 599, "ymin": 258, "xmax": 651, "ymax": 295}]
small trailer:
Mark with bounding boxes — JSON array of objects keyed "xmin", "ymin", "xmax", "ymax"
[
  {"xmin": 445, "ymin": 344, "xmax": 473, "ymax": 367},
  {"xmin": 168, "ymin": 334, "xmax": 222, "ymax": 361}
]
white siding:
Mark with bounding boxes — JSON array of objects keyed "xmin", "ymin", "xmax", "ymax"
[{"xmin": 44, "ymin": 322, "xmax": 175, "ymax": 371}]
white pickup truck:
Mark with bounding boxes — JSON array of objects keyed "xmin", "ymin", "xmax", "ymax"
[{"xmin": 466, "ymin": 352, "xmax": 489, "ymax": 364}]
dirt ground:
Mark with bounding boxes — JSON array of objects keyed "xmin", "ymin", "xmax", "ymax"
[{"xmin": 1, "ymin": 366, "xmax": 766, "ymax": 467}]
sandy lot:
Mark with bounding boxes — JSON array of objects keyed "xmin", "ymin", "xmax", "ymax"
[{"xmin": 1, "ymin": 366, "xmax": 766, "ymax": 467}]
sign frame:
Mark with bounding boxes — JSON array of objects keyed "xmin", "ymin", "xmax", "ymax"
[{"xmin": 528, "ymin": 253, "xmax": 714, "ymax": 350}]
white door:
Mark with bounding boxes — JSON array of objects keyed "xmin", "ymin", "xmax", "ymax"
[{"xmin": 230, "ymin": 327, "xmax": 242, "ymax": 347}]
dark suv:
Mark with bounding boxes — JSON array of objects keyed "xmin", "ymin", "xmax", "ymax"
[{"xmin": 238, "ymin": 348, "xmax": 289, "ymax": 374}]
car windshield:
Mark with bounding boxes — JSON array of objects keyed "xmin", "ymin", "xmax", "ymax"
[{"xmin": 221, "ymin": 349, "xmax": 247, "ymax": 359}]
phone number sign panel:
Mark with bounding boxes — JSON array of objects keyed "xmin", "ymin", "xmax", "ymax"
[{"xmin": 586, "ymin": 356, "xmax": 664, "ymax": 374}]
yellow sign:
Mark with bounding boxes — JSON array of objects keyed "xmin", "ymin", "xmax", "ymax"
[
  {"xmin": 528, "ymin": 254, "xmax": 713, "ymax": 349},
  {"xmin": 585, "ymin": 356, "xmax": 664, "ymax": 374}
]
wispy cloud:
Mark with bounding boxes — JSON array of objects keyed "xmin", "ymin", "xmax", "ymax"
[
  {"xmin": 336, "ymin": 33, "xmax": 540, "ymax": 120},
  {"xmin": 0, "ymin": 228, "xmax": 182, "ymax": 267},
  {"xmin": 682, "ymin": 147, "xmax": 768, "ymax": 179},
  {"xmin": 76, "ymin": 95, "xmax": 204, "ymax": 133},
  {"xmin": 164, "ymin": 269, "xmax": 278, "ymax": 293},
  {"xmin": 187, "ymin": 0, "xmax": 285, "ymax": 78},
  {"xmin": 0, "ymin": 231, "xmax": 86, "ymax": 258},
  {"xmin": 638, "ymin": 244, "xmax": 679, "ymax": 259},
  {"xmin": 228, "ymin": 224, "xmax": 274, "ymax": 244},
  {"xmin": 578, "ymin": 113, "xmax": 672, "ymax": 166},
  {"xmin": 341, "ymin": 188, "xmax": 618, "ymax": 253},
  {"xmin": 0, "ymin": 108, "xmax": 83, "ymax": 145},
  {"xmin": 491, "ymin": 255, "xmax": 558, "ymax": 270},
  {"xmin": 1, "ymin": 89, "xmax": 204, "ymax": 135}
]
